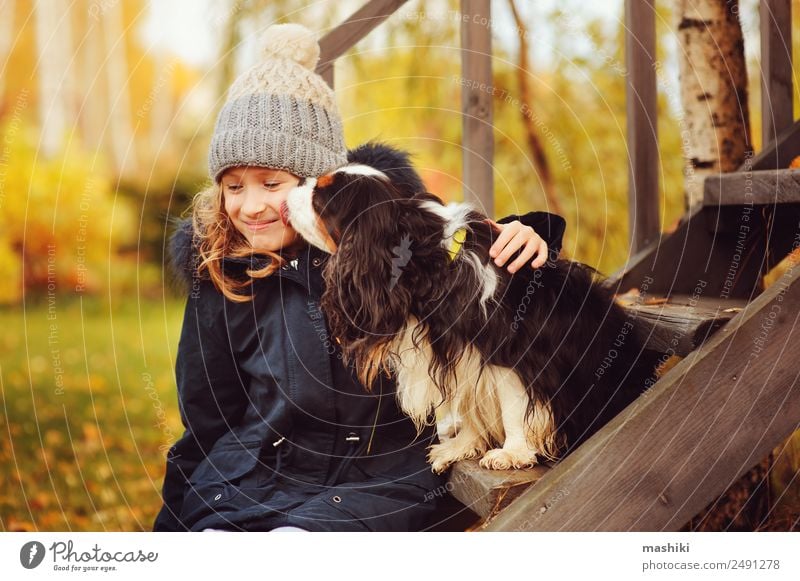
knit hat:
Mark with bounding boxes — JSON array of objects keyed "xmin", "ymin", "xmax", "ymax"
[{"xmin": 207, "ymin": 23, "xmax": 348, "ymax": 182}]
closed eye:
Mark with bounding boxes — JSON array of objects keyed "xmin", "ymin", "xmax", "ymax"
[{"xmin": 224, "ymin": 184, "xmax": 243, "ymax": 193}]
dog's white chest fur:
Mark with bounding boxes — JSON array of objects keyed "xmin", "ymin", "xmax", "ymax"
[{"xmin": 389, "ymin": 318, "xmax": 555, "ymax": 473}]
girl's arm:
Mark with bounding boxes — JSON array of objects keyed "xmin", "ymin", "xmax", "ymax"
[
  {"xmin": 491, "ymin": 212, "xmax": 567, "ymax": 272},
  {"xmin": 153, "ymin": 282, "xmax": 248, "ymax": 531}
]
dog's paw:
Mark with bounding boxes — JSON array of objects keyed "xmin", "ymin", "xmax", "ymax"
[
  {"xmin": 478, "ymin": 448, "xmax": 539, "ymax": 470},
  {"xmin": 427, "ymin": 442, "xmax": 481, "ymax": 474}
]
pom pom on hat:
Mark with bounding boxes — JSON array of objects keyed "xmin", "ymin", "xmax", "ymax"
[{"xmin": 260, "ymin": 23, "xmax": 320, "ymax": 71}]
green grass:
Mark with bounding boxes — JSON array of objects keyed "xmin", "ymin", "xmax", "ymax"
[{"xmin": 0, "ymin": 295, "xmax": 184, "ymax": 531}]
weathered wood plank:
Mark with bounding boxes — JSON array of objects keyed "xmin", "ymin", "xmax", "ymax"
[
  {"xmin": 608, "ymin": 207, "xmax": 766, "ymax": 299},
  {"xmin": 760, "ymin": 0, "xmax": 793, "ymax": 148},
  {"xmin": 744, "ymin": 118, "xmax": 800, "ymax": 171},
  {"xmin": 620, "ymin": 295, "xmax": 747, "ymax": 357},
  {"xmin": 448, "ymin": 460, "xmax": 549, "ymax": 520},
  {"xmin": 625, "ymin": 0, "xmax": 660, "ymax": 254},
  {"xmin": 460, "ymin": 0, "xmax": 494, "ymax": 217},
  {"xmin": 484, "ymin": 263, "xmax": 800, "ymax": 531},
  {"xmin": 319, "ymin": 65, "xmax": 334, "ymax": 89},
  {"xmin": 704, "ymin": 168, "xmax": 800, "ymax": 206},
  {"xmin": 316, "ymin": 0, "xmax": 410, "ymax": 85}
]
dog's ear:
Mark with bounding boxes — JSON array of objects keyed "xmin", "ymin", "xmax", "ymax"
[{"xmin": 321, "ymin": 180, "xmax": 413, "ymax": 388}]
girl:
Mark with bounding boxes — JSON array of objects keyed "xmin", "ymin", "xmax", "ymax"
[{"xmin": 153, "ymin": 24, "xmax": 566, "ymax": 532}]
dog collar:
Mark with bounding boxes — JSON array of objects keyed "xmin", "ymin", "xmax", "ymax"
[{"xmin": 447, "ymin": 227, "xmax": 467, "ymax": 262}]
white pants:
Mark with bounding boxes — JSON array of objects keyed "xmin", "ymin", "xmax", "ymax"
[{"xmin": 202, "ymin": 526, "xmax": 307, "ymax": 532}]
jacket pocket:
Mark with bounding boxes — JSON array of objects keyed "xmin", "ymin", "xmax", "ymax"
[
  {"xmin": 180, "ymin": 440, "xmax": 262, "ymax": 527},
  {"xmin": 317, "ymin": 483, "xmax": 436, "ymax": 532}
]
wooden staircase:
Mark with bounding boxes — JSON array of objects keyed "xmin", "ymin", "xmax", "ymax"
[
  {"xmin": 444, "ymin": 296, "xmax": 751, "ymax": 525},
  {"xmin": 444, "ymin": 126, "xmax": 800, "ymax": 530}
]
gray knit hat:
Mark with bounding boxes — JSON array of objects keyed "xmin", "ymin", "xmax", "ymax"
[{"xmin": 208, "ymin": 23, "xmax": 348, "ymax": 182}]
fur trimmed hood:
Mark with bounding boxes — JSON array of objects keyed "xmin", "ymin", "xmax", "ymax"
[{"xmin": 166, "ymin": 141, "xmax": 427, "ymax": 292}]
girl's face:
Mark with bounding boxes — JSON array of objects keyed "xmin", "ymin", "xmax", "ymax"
[{"xmin": 221, "ymin": 166, "xmax": 303, "ymax": 253}]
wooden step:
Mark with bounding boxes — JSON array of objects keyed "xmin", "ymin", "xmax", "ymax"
[
  {"xmin": 447, "ymin": 459, "xmax": 549, "ymax": 521},
  {"xmin": 704, "ymin": 168, "xmax": 800, "ymax": 206},
  {"xmin": 617, "ymin": 294, "xmax": 748, "ymax": 357},
  {"xmin": 446, "ymin": 294, "xmax": 747, "ymax": 524}
]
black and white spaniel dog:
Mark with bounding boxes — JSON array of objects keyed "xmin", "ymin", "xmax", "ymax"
[{"xmin": 282, "ymin": 162, "xmax": 659, "ymax": 473}]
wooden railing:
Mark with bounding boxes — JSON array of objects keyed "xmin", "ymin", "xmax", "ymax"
[
  {"xmin": 316, "ymin": 0, "xmax": 409, "ymax": 87},
  {"xmin": 760, "ymin": 0, "xmax": 794, "ymax": 149},
  {"xmin": 625, "ymin": 0, "xmax": 659, "ymax": 253}
]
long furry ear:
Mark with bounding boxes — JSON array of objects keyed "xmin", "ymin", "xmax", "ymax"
[{"xmin": 320, "ymin": 182, "xmax": 413, "ymax": 390}]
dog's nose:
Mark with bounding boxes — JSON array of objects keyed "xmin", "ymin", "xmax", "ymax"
[{"xmin": 279, "ymin": 201, "xmax": 290, "ymax": 226}]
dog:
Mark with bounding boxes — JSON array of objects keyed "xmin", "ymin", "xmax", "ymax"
[{"xmin": 282, "ymin": 164, "xmax": 659, "ymax": 473}]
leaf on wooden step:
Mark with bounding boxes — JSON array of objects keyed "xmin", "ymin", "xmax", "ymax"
[{"xmin": 642, "ymin": 297, "xmax": 669, "ymax": 305}]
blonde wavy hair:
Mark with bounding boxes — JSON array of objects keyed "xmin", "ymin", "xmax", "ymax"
[{"xmin": 190, "ymin": 182, "xmax": 286, "ymax": 302}]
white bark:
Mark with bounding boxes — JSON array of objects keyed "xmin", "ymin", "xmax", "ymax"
[
  {"xmin": 675, "ymin": 0, "xmax": 751, "ymax": 208},
  {"xmin": 79, "ymin": 8, "xmax": 107, "ymax": 153},
  {"xmin": 35, "ymin": 0, "xmax": 69, "ymax": 157}
]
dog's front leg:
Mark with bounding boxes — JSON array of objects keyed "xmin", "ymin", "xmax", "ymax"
[
  {"xmin": 435, "ymin": 397, "xmax": 461, "ymax": 439},
  {"xmin": 427, "ymin": 422, "xmax": 486, "ymax": 474},
  {"xmin": 479, "ymin": 372, "xmax": 542, "ymax": 470}
]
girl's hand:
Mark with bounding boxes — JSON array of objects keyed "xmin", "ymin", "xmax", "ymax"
[{"xmin": 486, "ymin": 218, "xmax": 549, "ymax": 272}]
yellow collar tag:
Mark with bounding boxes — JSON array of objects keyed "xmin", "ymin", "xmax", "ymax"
[{"xmin": 447, "ymin": 227, "xmax": 468, "ymax": 262}]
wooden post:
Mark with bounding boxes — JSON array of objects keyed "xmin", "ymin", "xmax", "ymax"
[
  {"xmin": 316, "ymin": 0, "xmax": 410, "ymax": 88},
  {"xmin": 760, "ymin": 0, "xmax": 793, "ymax": 148},
  {"xmin": 625, "ymin": 0, "xmax": 659, "ymax": 254},
  {"xmin": 460, "ymin": 0, "xmax": 494, "ymax": 216},
  {"xmin": 485, "ymin": 263, "xmax": 800, "ymax": 531}
]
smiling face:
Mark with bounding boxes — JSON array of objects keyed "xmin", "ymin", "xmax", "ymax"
[{"xmin": 221, "ymin": 166, "xmax": 303, "ymax": 253}]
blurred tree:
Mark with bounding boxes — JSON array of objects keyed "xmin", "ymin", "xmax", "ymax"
[
  {"xmin": 0, "ymin": 1, "xmax": 15, "ymax": 98},
  {"xmin": 102, "ymin": 0, "xmax": 139, "ymax": 176},
  {"xmin": 35, "ymin": 0, "xmax": 71, "ymax": 158},
  {"xmin": 0, "ymin": 119, "xmax": 135, "ymax": 303},
  {"xmin": 506, "ymin": 0, "xmax": 564, "ymax": 220},
  {"xmin": 78, "ymin": 5, "xmax": 108, "ymax": 157}
]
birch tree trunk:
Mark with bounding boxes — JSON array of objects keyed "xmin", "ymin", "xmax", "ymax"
[{"xmin": 675, "ymin": 0, "xmax": 752, "ymax": 209}]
